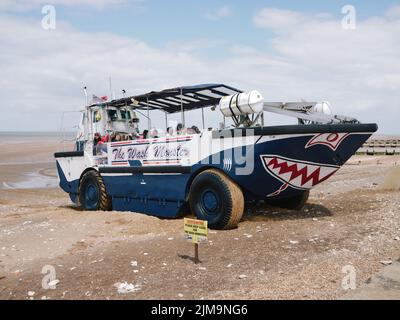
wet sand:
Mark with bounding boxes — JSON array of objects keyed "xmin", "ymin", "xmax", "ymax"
[
  {"xmin": 0, "ymin": 136, "xmax": 399, "ymax": 300},
  {"xmin": 0, "ymin": 134, "xmax": 73, "ymax": 189}
]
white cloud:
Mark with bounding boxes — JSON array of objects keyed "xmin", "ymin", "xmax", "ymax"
[
  {"xmin": 253, "ymin": 8, "xmax": 304, "ymax": 30},
  {"xmin": 204, "ymin": 5, "xmax": 232, "ymax": 21},
  {"xmin": 385, "ymin": 5, "xmax": 400, "ymax": 19},
  {"xmin": 0, "ymin": 14, "xmax": 215, "ymax": 131},
  {"xmin": 0, "ymin": 0, "xmax": 135, "ymax": 11},
  {"xmin": 251, "ymin": 7, "xmax": 400, "ymax": 132},
  {"xmin": 0, "ymin": 7, "xmax": 399, "ymax": 133}
]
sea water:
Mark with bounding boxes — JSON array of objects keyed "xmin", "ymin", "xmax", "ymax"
[
  {"xmin": 2, "ymin": 170, "xmax": 58, "ymax": 189},
  {"xmin": 0, "ymin": 131, "xmax": 72, "ymax": 189}
]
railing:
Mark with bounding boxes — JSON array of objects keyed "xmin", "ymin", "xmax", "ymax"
[{"xmin": 59, "ymin": 110, "xmax": 81, "ymax": 151}]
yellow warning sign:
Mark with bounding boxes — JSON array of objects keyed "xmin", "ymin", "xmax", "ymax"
[{"xmin": 184, "ymin": 218, "xmax": 208, "ymax": 244}]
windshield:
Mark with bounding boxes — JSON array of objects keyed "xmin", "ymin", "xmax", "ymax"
[
  {"xmin": 108, "ymin": 110, "xmax": 118, "ymax": 121},
  {"xmin": 93, "ymin": 110, "xmax": 101, "ymax": 123},
  {"xmin": 120, "ymin": 109, "xmax": 131, "ymax": 120}
]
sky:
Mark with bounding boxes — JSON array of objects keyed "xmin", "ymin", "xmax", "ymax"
[{"xmin": 0, "ymin": 0, "xmax": 399, "ymax": 133}]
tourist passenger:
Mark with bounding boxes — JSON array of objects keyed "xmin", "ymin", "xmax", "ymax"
[
  {"xmin": 176, "ymin": 123, "xmax": 183, "ymax": 135},
  {"xmin": 100, "ymin": 134, "xmax": 108, "ymax": 143},
  {"xmin": 191, "ymin": 125, "xmax": 200, "ymax": 134},
  {"xmin": 142, "ymin": 130, "xmax": 148, "ymax": 139},
  {"xmin": 180, "ymin": 126, "xmax": 188, "ymax": 135},
  {"xmin": 96, "ymin": 136, "xmax": 108, "ymax": 155},
  {"xmin": 166, "ymin": 127, "xmax": 174, "ymax": 137},
  {"xmin": 93, "ymin": 132, "xmax": 101, "ymax": 145},
  {"xmin": 150, "ymin": 128, "xmax": 159, "ymax": 138},
  {"xmin": 176, "ymin": 123, "xmax": 188, "ymax": 135}
]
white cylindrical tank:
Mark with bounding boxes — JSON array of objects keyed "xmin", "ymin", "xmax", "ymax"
[
  {"xmin": 219, "ymin": 90, "xmax": 264, "ymax": 117},
  {"xmin": 313, "ymin": 101, "xmax": 332, "ymax": 115}
]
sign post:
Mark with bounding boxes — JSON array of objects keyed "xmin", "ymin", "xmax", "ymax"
[
  {"xmin": 184, "ymin": 218, "xmax": 208, "ymax": 264},
  {"xmin": 194, "ymin": 243, "xmax": 199, "ymax": 264}
]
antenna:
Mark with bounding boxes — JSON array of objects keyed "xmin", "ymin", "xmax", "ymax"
[
  {"xmin": 83, "ymin": 85, "xmax": 92, "ymax": 141},
  {"xmin": 83, "ymin": 86, "xmax": 88, "ymax": 106},
  {"xmin": 109, "ymin": 76, "xmax": 114, "ymax": 100}
]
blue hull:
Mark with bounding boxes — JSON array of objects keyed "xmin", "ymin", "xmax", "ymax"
[{"xmin": 56, "ymin": 129, "xmax": 374, "ymax": 218}]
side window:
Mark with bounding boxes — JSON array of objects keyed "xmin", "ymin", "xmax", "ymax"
[
  {"xmin": 93, "ymin": 110, "xmax": 101, "ymax": 123},
  {"xmin": 120, "ymin": 110, "xmax": 131, "ymax": 120}
]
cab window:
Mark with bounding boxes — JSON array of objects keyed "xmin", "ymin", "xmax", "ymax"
[
  {"xmin": 120, "ymin": 110, "xmax": 131, "ymax": 120},
  {"xmin": 108, "ymin": 110, "xmax": 118, "ymax": 121},
  {"xmin": 93, "ymin": 110, "xmax": 101, "ymax": 123}
]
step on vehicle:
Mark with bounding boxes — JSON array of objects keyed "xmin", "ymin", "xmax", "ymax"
[{"xmin": 55, "ymin": 84, "xmax": 377, "ymax": 229}]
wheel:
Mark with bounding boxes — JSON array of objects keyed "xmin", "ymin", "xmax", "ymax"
[
  {"xmin": 78, "ymin": 170, "xmax": 112, "ymax": 211},
  {"xmin": 265, "ymin": 190, "xmax": 309, "ymax": 210},
  {"xmin": 189, "ymin": 169, "xmax": 244, "ymax": 230}
]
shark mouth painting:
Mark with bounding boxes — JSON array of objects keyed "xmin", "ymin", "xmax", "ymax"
[{"xmin": 260, "ymin": 155, "xmax": 340, "ymax": 197}]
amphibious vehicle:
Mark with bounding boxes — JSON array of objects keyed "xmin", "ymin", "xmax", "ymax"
[{"xmin": 55, "ymin": 84, "xmax": 377, "ymax": 229}]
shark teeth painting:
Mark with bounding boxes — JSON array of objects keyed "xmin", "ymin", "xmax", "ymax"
[{"xmin": 260, "ymin": 155, "xmax": 340, "ymax": 196}]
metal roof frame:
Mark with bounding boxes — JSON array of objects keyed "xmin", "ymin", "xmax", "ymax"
[{"xmin": 88, "ymin": 83, "xmax": 242, "ymax": 114}]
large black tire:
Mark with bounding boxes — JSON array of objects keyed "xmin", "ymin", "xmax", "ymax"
[
  {"xmin": 265, "ymin": 190, "xmax": 309, "ymax": 210},
  {"xmin": 189, "ymin": 169, "xmax": 244, "ymax": 230},
  {"xmin": 78, "ymin": 170, "xmax": 112, "ymax": 211}
]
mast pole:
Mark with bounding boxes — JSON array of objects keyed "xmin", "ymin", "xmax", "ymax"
[
  {"xmin": 83, "ymin": 86, "xmax": 92, "ymax": 142},
  {"xmin": 109, "ymin": 76, "xmax": 113, "ymax": 100},
  {"xmin": 201, "ymin": 107, "xmax": 205, "ymax": 130},
  {"xmin": 83, "ymin": 86, "xmax": 88, "ymax": 106},
  {"xmin": 147, "ymin": 96, "xmax": 150, "ymax": 130},
  {"xmin": 180, "ymin": 88, "xmax": 184, "ymax": 127}
]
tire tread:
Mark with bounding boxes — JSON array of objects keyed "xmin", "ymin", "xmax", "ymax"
[
  {"xmin": 78, "ymin": 170, "xmax": 112, "ymax": 211},
  {"xmin": 190, "ymin": 169, "xmax": 244, "ymax": 229}
]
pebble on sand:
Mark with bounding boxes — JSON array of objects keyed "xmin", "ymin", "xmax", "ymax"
[
  {"xmin": 238, "ymin": 274, "xmax": 247, "ymax": 279},
  {"xmin": 130, "ymin": 261, "xmax": 138, "ymax": 267},
  {"xmin": 380, "ymin": 260, "xmax": 393, "ymax": 266},
  {"xmin": 48, "ymin": 279, "xmax": 60, "ymax": 287},
  {"xmin": 114, "ymin": 282, "xmax": 140, "ymax": 294}
]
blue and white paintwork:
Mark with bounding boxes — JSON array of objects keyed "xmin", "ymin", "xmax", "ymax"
[{"xmin": 55, "ymin": 127, "xmax": 374, "ymax": 218}]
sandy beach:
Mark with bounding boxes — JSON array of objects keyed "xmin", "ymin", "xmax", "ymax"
[{"xmin": 0, "ymin": 134, "xmax": 399, "ymax": 300}]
